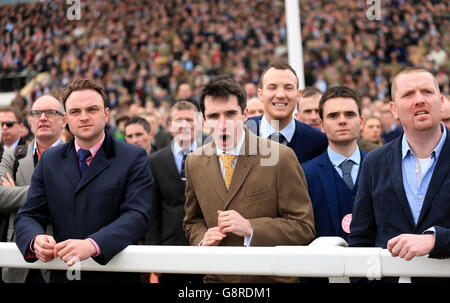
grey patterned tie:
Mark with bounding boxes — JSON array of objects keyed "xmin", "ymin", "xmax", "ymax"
[{"xmin": 339, "ymin": 160, "xmax": 355, "ymax": 190}]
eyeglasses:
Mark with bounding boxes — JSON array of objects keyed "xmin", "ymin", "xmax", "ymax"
[
  {"xmin": 30, "ymin": 109, "xmax": 64, "ymax": 118},
  {"xmin": 1, "ymin": 121, "xmax": 18, "ymax": 128}
]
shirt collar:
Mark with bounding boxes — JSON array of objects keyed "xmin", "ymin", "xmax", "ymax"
[
  {"xmin": 74, "ymin": 132, "xmax": 105, "ymax": 157},
  {"xmin": 172, "ymin": 139, "xmax": 198, "ymax": 156},
  {"xmin": 215, "ymin": 129, "xmax": 246, "ymax": 156},
  {"xmin": 327, "ymin": 145, "xmax": 361, "ymax": 167},
  {"xmin": 33, "ymin": 138, "xmax": 63, "ymax": 155},
  {"xmin": 3, "ymin": 137, "xmax": 21, "ymax": 150},
  {"xmin": 401, "ymin": 123, "xmax": 447, "ymax": 159},
  {"xmin": 260, "ymin": 115, "xmax": 295, "ymax": 143}
]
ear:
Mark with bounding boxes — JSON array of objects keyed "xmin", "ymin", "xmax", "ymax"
[
  {"xmin": 104, "ymin": 107, "xmax": 110, "ymax": 123},
  {"xmin": 62, "ymin": 114, "xmax": 68, "ymax": 128},
  {"xmin": 389, "ymin": 101, "xmax": 398, "ymax": 120},
  {"xmin": 257, "ymin": 88, "xmax": 263, "ymax": 103},
  {"xmin": 243, "ymin": 108, "xmax": 249, "ymax": 122}
]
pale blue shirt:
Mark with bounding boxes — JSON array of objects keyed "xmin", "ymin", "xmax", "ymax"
[
  {"xmin": 3, "ymin": 137, "xmax": 21, "ymax": 150},
  {"xmin": 327, "ymin": 146, "xmax": 361, "ymax": 185},
  {"xmin": 401, "ymin": 124, "xmax": 447, "ymax": 226},
  {"xmin": 259, "ymin": 115, "xmax": 295, "ymax": 144},
  {"xmin": 171, "ymin": 140, "xmax": 198, "ymax": 174}
]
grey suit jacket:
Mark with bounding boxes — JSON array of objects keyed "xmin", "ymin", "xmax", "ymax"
[{"xmin": 0, "ymin": 140, "xmax": 52, "ymax": 283}]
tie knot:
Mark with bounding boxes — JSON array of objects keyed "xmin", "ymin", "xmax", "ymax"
[
  {"xmin": 78, "ymin": 149, "xmax": 91, "ymax": 161},
  {"xmin": 339, "ymin": 159, "xmax": 354, "ymax": 174},
  {"xmin": 270, "ymin": 132, "xmax": 286, "ymax": 144},
  {"xmin": 220, "ymin": 153, "xmax": 236, "ymax": 166}
]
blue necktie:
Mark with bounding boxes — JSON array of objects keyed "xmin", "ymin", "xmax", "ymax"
[
  {"xmin": 180, "ymin": 153, "xmax": 188, "ymax": 181},
  {"xmin": 78, "ymin": 149, "xmax": 91, "ymax": 177},
  {"xmin": 339, "ymin": 160, "xmax": 355, "ymax": 190}
]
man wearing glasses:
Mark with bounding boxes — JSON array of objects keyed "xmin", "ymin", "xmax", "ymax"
[
  {"xmin": 0, "ymin": 95, "xmax": 66, "ymax": 283},
  {"xmin": 0, "ymin": 106, "xmax": 26, "ymax": 161}
]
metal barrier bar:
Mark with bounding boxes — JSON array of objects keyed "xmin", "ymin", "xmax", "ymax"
[{"xmin": 0, "ymin": 237, "xmax": 449, "ymax": 279}]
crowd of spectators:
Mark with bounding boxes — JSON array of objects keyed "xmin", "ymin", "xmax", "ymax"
[{"xmin": 0, "ymin": 0, "xmax": 448, "ymax": 131}]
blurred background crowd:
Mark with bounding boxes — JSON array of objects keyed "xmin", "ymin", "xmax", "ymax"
[{"xmin": 0, "ymin": 0, "xmax": 448, "ymax": 147}]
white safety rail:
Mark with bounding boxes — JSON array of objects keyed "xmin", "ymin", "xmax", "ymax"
[{"xmin": 0, "ymin": 237, "xmax": 449, "ymax": 281}]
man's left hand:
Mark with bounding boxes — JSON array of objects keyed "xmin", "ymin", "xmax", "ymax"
[
  {"xmin": 217, "ymin": 210, "xmax": 252, "ymax": 237},
  {"xmin": 387, "ymin": 234, "xmax": 435, "ymax": 261},
  {"xmin": 55, "ymin": 239, "xmax": 97, "ymax": 266}
]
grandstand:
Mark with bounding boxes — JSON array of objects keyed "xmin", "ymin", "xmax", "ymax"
[
  {"xmin": 0, "ymin": 0, "xmax": 449, "ymax": 287},
  {"xmin": 0, "ymin": 0, "xmax": 448, "ymax": 111}
]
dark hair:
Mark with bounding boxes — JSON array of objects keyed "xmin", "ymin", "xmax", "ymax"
[
  {"xmin": 0, "ymin": 105, "xmax": 23, "ymax": 123},
  {"xmin": 61, "ymin": 78, "xmax": 108, "ymax": 110},
  {"xmin": 319, "ymin": 86, "xmax": 361, "ymax": 120},
  {"xmin": 258, "ymin": 60, "xmax": 299, "ymax": 89},
  {"xmin": 198, "ymin": 76, "xmax": 247, "ymax": 117},
  {"xmin": 124, "ymin": 116, "xmax": 151, "ymax": 134}
]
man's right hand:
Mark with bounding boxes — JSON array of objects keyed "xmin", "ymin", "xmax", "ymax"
[
  {"xmin": 33, "ymin": 234, "xmax": 57, "ymax": 263},
  {"xmin": 201, "ymin": 227, "xmax": 226, "ymax": 246}
]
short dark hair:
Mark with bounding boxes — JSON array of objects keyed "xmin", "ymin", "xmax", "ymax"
[
  {"xmin": 198, "ymin": 76, "xmax": 247, "ymax": 117},
  {"xmin": 124, "ymin": 116, "xmax": 151, "ymax": 134},
  {"xmin": 319, "ymin": 86, "xmax": 361, "ymax": 120},
  {"xmin": 258, "ymin": 60, "xmax": 299, "ymax": 89},
  {"xmin": 61, "ymin": 78, "xmax": 108, "ymax": 110},
  {"xmin": 0, "ymin": 105, "xmax": 23, "ymax": 123}
]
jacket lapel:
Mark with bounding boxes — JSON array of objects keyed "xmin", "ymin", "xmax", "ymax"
[
  {"xmin": 317, "ymin": 152, "xmax": 340, "ymax": 234},
  {"xmin": 353, "ymin": 150, "xmax": 366, "ymax": 192},
  {"xmin": 165, "ymin": 143, "xmax": 184, "ymax": 184},
  {"xmin": 224, "ymin": 129, "xmax": 257, "ymax": 208},
  {"xmin": 17, "ymin": 144, "xmax": 35, "ymax": 184},
  {"xmin": 416, "ymin": 133, "xmax": 450, "ymax": 227},
  {"xmin": 201, "ymin": 143, "xmax": 228, "ymax": 204},
  {"xmin": 389, "ymin": 139, "xmax": 416, "ymax": 229},
  {"xmin": 62, "ymin": 143, "xmax": 81, "ymax": 189},
  {"xmin": 75, "ymin": 148, "xmax": 110, "ymax": 193}
]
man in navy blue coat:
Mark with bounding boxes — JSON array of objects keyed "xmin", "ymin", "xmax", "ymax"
[
  {"xmin": 303, "ymin": 87, "xmax": 365, "ymax": 242},
  {"xmin": 349, "ymin": 68, "xmax": 450, "ymax": 282},
  {"xmin": 14, "ymin": 79, "xmax": 153, "ymax": 282},
  {"xmin": 245, "ymin": 60, "xmax": 327, "ymax": 164}
]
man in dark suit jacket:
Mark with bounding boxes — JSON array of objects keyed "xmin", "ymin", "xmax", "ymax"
[
  {"xmin": 349, "ymin": 68, "xmax": 450, "ymax": 282},
  {"xmin": 14, "ymin": 79, "xmax": 153, "ymax": 283},
  {"xmin": 146, "ymin": 100, "xmax": 203, "ymax": 283},
  {"xmin": 303, "ymin": 87, "xmax": 366, "ymax": 242},
  {"xmin": 245, "ymin": 61, "xmax": 327, "ymax": 164}
]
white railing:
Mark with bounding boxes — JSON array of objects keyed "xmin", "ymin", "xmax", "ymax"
[{"xmin": 1, "ymin": 237, "xmax": 449, "ymax": 282}]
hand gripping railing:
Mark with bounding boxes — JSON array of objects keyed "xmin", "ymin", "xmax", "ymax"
[{"xmin": 0, "ymin": 237, "xmax": 449, "ymax": 282}]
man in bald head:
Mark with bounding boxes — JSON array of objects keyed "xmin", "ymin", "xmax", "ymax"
[
  {"xmin": 245, "ymin": 97, "xmax": 265, "ymax": 118},
  {"xmin": 0, "ymin": 95, "xmax": 66, "ymax": 283}
]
